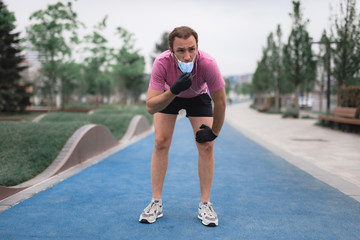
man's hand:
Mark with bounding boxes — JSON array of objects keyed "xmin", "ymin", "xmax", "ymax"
[
  {"xmin": 196, "ymin": 124, "xmax": 217, "ymax": 143},
  {"xmin": 170, "ymin": 73, "xmax": 192, "ymax": 95}
]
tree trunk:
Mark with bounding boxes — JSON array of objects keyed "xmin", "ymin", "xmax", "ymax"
[
  {"xmin": 275, "ymin": 87, "xmax": 280, "ymax": 112},
  {"xmin": 94, "ymin": 93, "xmax": 100, "ymax": 109},
  {"xmin": 61, "ymin": 81, "xmax": 65, "ymax": 112},
  {"xmin": 319, "ymin": 72, "xmax": 324, "ymax": 113},
  {"xmin": 337, "ymin": 81, "xmax": 345, "ymax": 106},
  {"xmin": 295, "ymin": 84, "xmax": 300, "ymax": 112},
  {"xmin": 49, "ymin": 70, "xmax": 55, "ymax": 112}
]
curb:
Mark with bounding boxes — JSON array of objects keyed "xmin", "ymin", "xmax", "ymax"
[
  {"xmin": 120, "ymin": 115, "xmax": 151, "ymax": 143},
  {"xmin": 32, "ymin": 113, "xmax": 47, "ymax": 123}
]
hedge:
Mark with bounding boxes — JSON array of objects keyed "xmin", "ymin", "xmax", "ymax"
[{"xmin": 339, "ymin": 86, "xmax": 360, "ymax": 107}]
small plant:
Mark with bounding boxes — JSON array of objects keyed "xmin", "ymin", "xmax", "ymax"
[
  {"xmin": 301, "ymin": 115, "xmax": 315, "ymax": 119},
  {"xmin": 282, "ymin": 107, "xmax": 299, "ymax": 118}
]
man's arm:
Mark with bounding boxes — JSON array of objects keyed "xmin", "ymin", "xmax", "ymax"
[
  {"xmin": 146, "ymin": 72, "xmax": 192, "ymax": 115},
  {"xmin": 195, "ymin": 87, "xmax": 226, "ymax": 143},
  {"xmin": 210, "ymin": 87, "xmax": 226, "ymax": 136},
  {"xmin": 146, "ymin": 88, "xmax": 176, "ymax": 115}
]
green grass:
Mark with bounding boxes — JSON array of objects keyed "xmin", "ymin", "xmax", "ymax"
[
  {"xmin": 40, "ymin": 105, "xmax": 152, "ymax": 140},
  {"xmin": 40, "ymin": 112, "xmax": 134, "ymax": 140},
  {"xmin": 0, "ymin": 121, "xmax": 85, "ymax": 186},
  {"xmin": 94, "ymin": 105, "xmax": 153, "ymax": 124},
  {"xmin": 0, "ymin": 104, "xmax": 153, "ymax": 186}
]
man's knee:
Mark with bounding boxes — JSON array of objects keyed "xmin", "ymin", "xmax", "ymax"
[
  {"xmin": 154, "ymin": 135, "xmax": 172, "ymax": 151},
  {"xmin": 197, "ymin": 141, "xmax": 214, "ymax": 154}
]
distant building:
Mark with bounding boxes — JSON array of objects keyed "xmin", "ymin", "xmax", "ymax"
[
  {"xmin": 225, "ymin": 73, "xmax": 253, "ymax": 102},
  {"xmin": 225, "ymin": 73, "xmax": 253, "ymax": 88}
]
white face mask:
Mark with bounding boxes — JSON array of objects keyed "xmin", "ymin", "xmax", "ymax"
[{"xmin": 173, "ymin": 53, "xmax": 197, "ymax": 73}]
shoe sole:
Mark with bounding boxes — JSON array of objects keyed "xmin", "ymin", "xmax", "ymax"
[
  {"xmin": 198, "ymin": 215, "xmax": 218, "ymax": 227},
  {"xmin": 139, "ymin": 219, "xmax": 154, "ymax": 224},
  {"xmin": 139, "ymin": 213, "xmax": 163, "ymax": 224}
]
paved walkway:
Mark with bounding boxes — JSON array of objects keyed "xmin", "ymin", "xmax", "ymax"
[
  {"xmin": 1, "ymin": 102, "xmax": 360, "ymax": 239},
  {"xmin": 226, "ymin": 102, "xmax": 360, "ymax": 202}
]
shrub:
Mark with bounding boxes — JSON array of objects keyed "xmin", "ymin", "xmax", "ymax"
[
  {"xmin": 89, "ymin": 113, "xmax": 133, "ymax": 139},
  {"xmin": 339, "ymin": 86, "xmax": 360, "ymax": 107},
  {"xmin": 93, "ymin": 105, "xmax": 153, "ymax": 124},
  {"xmin": 41, "ymin": 112, "xmax": 89, "ymax": 122},
  {"xmin": 282, "ymin": 107, "xmax": 299, "ymax": 118}
]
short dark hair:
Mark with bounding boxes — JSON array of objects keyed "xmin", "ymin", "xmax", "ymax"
[{"xmin": 168, "ymin": 26, "xmax": 198, "ymax": 51}]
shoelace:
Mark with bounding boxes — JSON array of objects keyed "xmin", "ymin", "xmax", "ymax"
[
  {"xmin": 145, "ymin": 202, "xmax": 159, "ymax": 214},
  {"xmin": 202, "ymin": 203, "xmax": 217, "ymax": 217}
]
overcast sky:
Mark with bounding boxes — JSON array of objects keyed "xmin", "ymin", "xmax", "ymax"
[{"xmin": 4, "ymin": 0, "xmax": 358, "ymax": 76}]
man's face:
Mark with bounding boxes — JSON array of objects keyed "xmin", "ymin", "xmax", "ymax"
[{"xmin": 171, "ymin": 35, "xmax": 197, "ymax": 63}]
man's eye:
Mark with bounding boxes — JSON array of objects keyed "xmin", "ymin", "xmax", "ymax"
[{"xmin": 177, "ymin": 49, "xmax": 184, "ymax": 53}]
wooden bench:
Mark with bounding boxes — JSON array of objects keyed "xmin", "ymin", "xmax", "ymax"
[
  {"xmin": 318, "ymin": 107, "xmax": 360, "ymax": 131},
  {"xmin": 257, "ymin": 103, "xmax": 270, "ymax": 112}
]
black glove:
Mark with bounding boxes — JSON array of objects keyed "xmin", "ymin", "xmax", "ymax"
[
  {"xmin": 196, "ymin": 124, "xmax": 217, "ymax": 143},
  {"xmin": 170, "ymin": 73, "xmax": 192, "ymax": 95}
]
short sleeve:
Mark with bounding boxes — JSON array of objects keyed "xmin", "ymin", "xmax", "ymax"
[
  {"xmin": 204, "ymin": 59, "xmax": 225, "ymax": 92},
  {"xmin": 149, "ymin": 57, "xmax": 167, "ymax": 91}
]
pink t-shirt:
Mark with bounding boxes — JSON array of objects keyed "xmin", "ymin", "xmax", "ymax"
[{"xmin": 149, "ymin": 50, "xmax": 225, "ymax": 98}]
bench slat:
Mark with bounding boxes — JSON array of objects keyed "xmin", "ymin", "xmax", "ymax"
[
  {"xmin": 333, "ymin": 107, "xmax": 356, "ymax": 118},
  {"xmin": 318, "ymin": 107, "xmax": 360, "ymax": 126},
  {"xmin": 318, "ymin": 115, "xmax": 360, "ymax": 125}
]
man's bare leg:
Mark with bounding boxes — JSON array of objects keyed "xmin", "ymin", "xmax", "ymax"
[
  {"xmin": 151, "ymin": 113, "xmax": 178, "ymax": 199},
  {"xmin": 189, "ymin": 116, "xmax": 214, "ymax": 202}
]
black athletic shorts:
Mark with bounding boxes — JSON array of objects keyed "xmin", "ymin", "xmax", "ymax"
[{"xmin": 160, "ymin": 93, "xmax": 213, "ymax": 117}]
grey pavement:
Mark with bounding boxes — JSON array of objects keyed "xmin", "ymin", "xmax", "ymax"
[{"xmin": 226, "ymin": 102, "xmax": 360, "ymax": 202}]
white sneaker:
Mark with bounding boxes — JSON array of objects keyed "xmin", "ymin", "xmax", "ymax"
[
  {"xmin": 198, "ymin": 202, "xmax": 218, "ymax": 227},
  {"xmin": 139, "ymin": 200, "xmax": 163, "ymax": 224}
]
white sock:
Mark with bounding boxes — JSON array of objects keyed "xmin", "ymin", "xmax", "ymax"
[
  {"xmin": 199, "ymin": 201, "xmax": 209, "ymax": 207},
  {"xmin": 152, "ymin": 198, "xmax": 162, "ymax": 204}
]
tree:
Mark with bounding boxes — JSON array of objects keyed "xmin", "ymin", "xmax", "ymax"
[
  {"xmin": 112, "ymin": 27, "xmax": 146, "ymax": 104},
  {"xmin": 57, "ymin": 61, "xmax": 83, "ymax": 110},
  {"xmin": 83, "ymin": 16, "xmax": 113, "ymax": 107},
  {"xmin": 234, "ymin": 82, "xmax": 252, "ymax": 95},
  {"xmin": 283, "ymin": 1, "xmax": 316, "ymax": 111},
  {"xmin": 252, "ymin": 49, "xmax": 272, "ymax": 105},
  {"xmin": 252, "ymin": 30, "xmax": 282, "ymax": 107},
  {"xmin": 26, "ymin": 1, "xmax": 82, "ymax": 109},
  {"xmin": 272, "ymin": 25, "xmax": 285, "ymax": 112},
  {"xmin": 224, "ymin": 77, "xmax": 231, "ymax": 97},
  {"xmin": 317, "ymin": 30, "xmax": 332, "ymax": 113},
  {"xmin": 151, "ymin": 31, "xmax": 169, "ymax": 64},
  {"xmin": 263, "ymin": 31, "xmax": 282, "ymax": 111},
  {"xmin": 0, "ymin": 1, "xmax": 30, "ymax": 112},
  {"xmin": 332, "ymin": 0, "xmax": 360, "ymax": 102}
]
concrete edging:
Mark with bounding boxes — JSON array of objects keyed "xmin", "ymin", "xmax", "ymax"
[
  {"xmin": 120, "ymin": 115, "xmax": 151, "ymax": 143},
  {"xmin": 32, "ymin": 113, "xmax": 47, "ymax": 123}
]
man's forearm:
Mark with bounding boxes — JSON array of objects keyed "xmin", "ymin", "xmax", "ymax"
[
  {"xmin": 212, "ymin": 102, "xmax": 226, "ymax": 136},
  {"xmin": 146, "ymin": 90, "xmax": 176, "ymax": 115},
  {"xmin": 210, "ymin": 88, "xmax": 227, "ymax": 136}
]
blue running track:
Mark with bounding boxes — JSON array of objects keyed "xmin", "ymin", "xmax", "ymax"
[{"xmin": 1, "ymin": 118, "xmax": 360, "ymax": 239}]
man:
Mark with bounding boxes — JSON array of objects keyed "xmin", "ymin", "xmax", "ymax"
[{"xmin": 139, "ymin": 26, "xmax": 226, "ymax": 227}]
